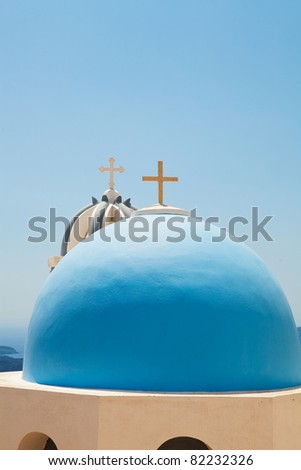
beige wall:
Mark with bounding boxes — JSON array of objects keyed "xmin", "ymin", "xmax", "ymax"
[
  {"xmin": 1, "ymin": 373, "xmax": 301, "ymax": 450},
  {"xmin": 98, "ymin": 395, "xmax": 273, "ymax": 449},
  {"xmin": 273, "ymin": 392, "xmax": 301, "ymax": 449},
  {"xmin": 0, "ymin": 379, "xmax": 99, "ymax": 450}
]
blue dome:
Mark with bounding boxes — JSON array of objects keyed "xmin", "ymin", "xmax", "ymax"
[{"xmin": 23, "ymin": 215, "xmax": 301, "ymax": 392}]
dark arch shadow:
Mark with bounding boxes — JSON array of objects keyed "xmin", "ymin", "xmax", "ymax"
[
  {"xmin": 18, "ymin": 432, "xmax": 58, "ymax": 450},
  {"xmin": 44, "ymin": 438, "xmax": 57, "ymax": 450},
  {"xmin": 158, "ymin": 436, "xmax": 210, "ymax": 450}
]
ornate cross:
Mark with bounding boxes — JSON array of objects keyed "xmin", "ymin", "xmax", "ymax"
[
  {"xmin": 142, "ymin": 161, "xmax": 178, "ymax": 205},
  {"xmin": 99, "ymin": 157, "xmax": 125, "ymax": 189}
]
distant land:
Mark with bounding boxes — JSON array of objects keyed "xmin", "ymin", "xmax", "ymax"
[
  {"xmin": 0, "ymin": 356, "xmax": 23, "ymax": 372},
  {"xmin": 0, "ymin": 346, "xmax": 17, "ymax": 355},
  {"xmin": 0, "ymin": 345, "xmax": 23, "ymax": 372},
  {"xmin": 0, "ymin": 328, "xmax": 301, "ymax": 373}
]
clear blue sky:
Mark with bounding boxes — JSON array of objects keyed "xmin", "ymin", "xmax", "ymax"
[{"xmin": 0, "ymin": 0, "xmax": 301, "ymax": 346}]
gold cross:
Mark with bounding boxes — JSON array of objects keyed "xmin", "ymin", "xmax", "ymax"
[
  {"xmin": 99, "ymin": 157, "xmax": 125, "ymax": 189},
  {"xmin": 142, "ymin": 161, "xmax": 178, "ymax": 205}
]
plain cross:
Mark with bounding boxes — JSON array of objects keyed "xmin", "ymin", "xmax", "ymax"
[
  {"xmin": 99, "ymin": 157, "xmax": 125, "ymax": 189},
  {"xmin": 142, "ymin": 161, "xmax": 178, "ymax": 205}
]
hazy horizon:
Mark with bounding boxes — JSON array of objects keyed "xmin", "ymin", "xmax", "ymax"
[{"xmin": 0, "ymin": 326, "xmax": 27, "ymax": 353}]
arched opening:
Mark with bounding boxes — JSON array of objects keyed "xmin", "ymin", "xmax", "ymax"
[
  {"xmin": 158, "ymin": 436, "xmax": 210, "ymax": 450},
  {"xmin": 18, "ymin": 432, "xmax": 58, "ymax": 450}
]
